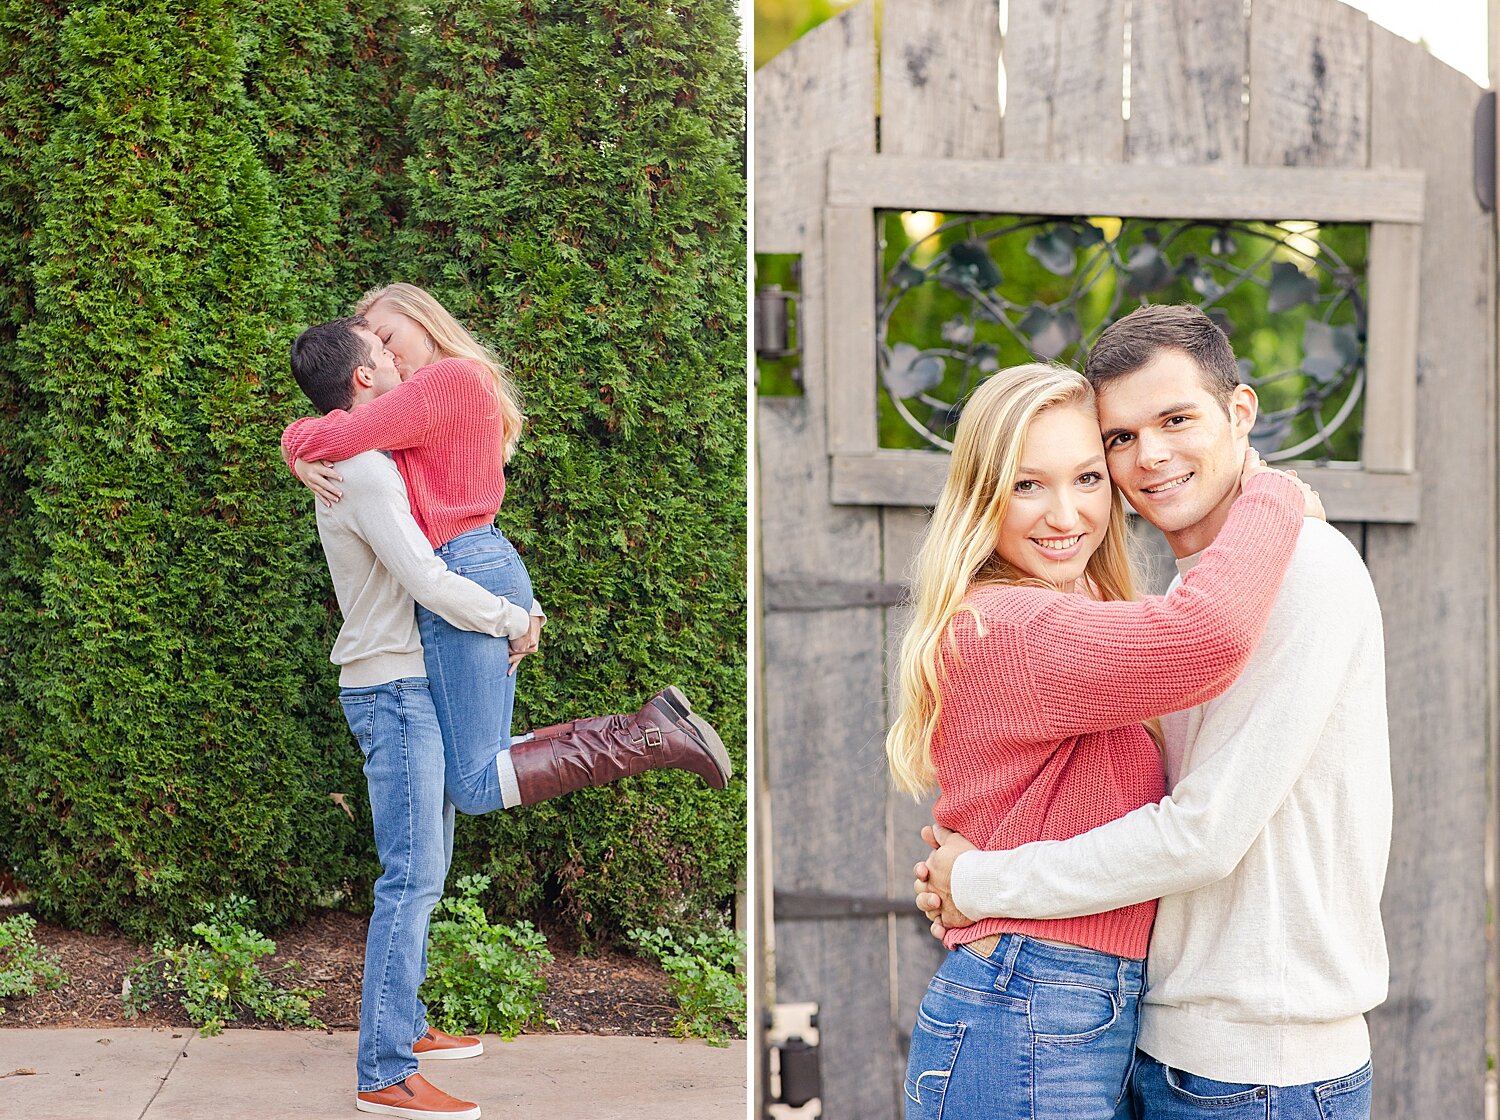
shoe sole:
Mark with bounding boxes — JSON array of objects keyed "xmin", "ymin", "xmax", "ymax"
[
  {"xmin": 416, "ymin": 1042, "xmax": 484, "ymax": 1060},
  {"xmin": 356, "ymin": 1098, "xmax": 481, "ymax": 1120},
  {"xmin": 658, "ymin": 686, "xmax": 733, "ymax": 788}
]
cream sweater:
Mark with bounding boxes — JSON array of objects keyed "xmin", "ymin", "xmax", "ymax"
[
  {"xmin": 318, "ymin": 451, "xmax": 532, "ymax": 688},
  {"xmin": 949, "ymin": 518, "xmax": 1392, "ymax": 1085}
]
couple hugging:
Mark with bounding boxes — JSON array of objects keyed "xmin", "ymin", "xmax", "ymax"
[
  {"xmin": 892, "ymin": 304, "xmax": 1391, "ymax": 1120},
  {"xmin": 283, "ymin": 283, "xmax": 733, "ymax": 1120}
]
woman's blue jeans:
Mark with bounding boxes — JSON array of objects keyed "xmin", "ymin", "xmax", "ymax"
[
  {"xmin": 416, "ymin": 525, "xmax": 533, "ymax": 816},
  {"xmin": 904, "ymin": 934, "xmax": 1143, "ymax": 1120},
  {"xmin": 340, "ymin": 678, "xmax": 449, "ymax": 1092}
]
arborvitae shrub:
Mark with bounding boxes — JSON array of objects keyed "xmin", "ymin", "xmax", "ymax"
[
  {"xmin": 238, "ymin": 0, "xmax": 419, "ymax": 905},
  {"xmin": 0, "ymin": 0, "xmax": 746, "ymax": 943},
  {"xmin": 3, "ymin": 1, "xmax": 361, "ymax": 939},
  {"xmin": 394, "ymin": 0, "xmax": 747, "ymax": 938},
  {"xmin": 0, "ymin": 0, "xmax": 63, "ymax": 879}
]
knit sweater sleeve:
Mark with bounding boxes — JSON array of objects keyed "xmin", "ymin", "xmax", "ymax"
[
  {"xmin": 949, "ymin": 522, "xmax": 1382, "ymax": 921},
  {"xmin": 341, "ymin": 455, "xmax": 531, "ymax": 640},
  {"xmin": 281, "ymin": 371, "xmax": 438, "ymax": 468},
  {"xmin": 959, "ymin": 472, "xmax": 1305, "ymax": 738}
]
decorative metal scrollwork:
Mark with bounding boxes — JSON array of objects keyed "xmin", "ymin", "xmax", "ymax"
[{"xmin": 877, "ymin": 212, "xmax": 1368, "ymax": 462}]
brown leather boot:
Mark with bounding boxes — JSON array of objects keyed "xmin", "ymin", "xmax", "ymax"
[
  {"xmin": 509, "ymin": 686, "xmax": 732, "ymax": 804},
  {"xmin": 356, "ymin": 1073, "xmax": 480, "ymax": 1119}
]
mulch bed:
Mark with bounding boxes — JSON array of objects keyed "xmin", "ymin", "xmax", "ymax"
[{"xmin": 0, "ymin": 905, "xmax": 680, "ymax": 1037}]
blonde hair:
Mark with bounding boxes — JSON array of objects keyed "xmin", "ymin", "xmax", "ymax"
[
  {"xmin": 885, "ymin": 364, "xmax": 1139, "ymax": 796},
  {"xmin": 354, "ymin": 283, "xmax": 526, "ymax": 461}
]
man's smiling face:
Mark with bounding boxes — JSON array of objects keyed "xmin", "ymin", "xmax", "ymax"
[{"xmin": 1095, "ymin": 347, "xmax": 1258, "ymax": 557}]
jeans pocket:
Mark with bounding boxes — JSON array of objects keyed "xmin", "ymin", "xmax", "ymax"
[
  {"xmin": 1028, "ymin": 979, "xmax": 1120, "ymax": 1044},
  {"xmin": 904, "ymin": 1005, "xmax": 965, "ymax": 1119},
  {"xmin": 339, "ymin": 693, "xmax": 377, "ymax": 756},
  {"xmin": 1315, "ymin": 1061, "xmax": 1372, "ymax": 1120}
]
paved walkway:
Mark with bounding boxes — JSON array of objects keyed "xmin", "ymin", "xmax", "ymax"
[{"xmin": 0, "ymin": 1029, "xmax": 747, "ymax": 1120}]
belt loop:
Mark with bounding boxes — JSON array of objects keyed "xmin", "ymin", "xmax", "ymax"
[
  {"xmin": 990, "ymin": 935, "xmax": 1022, "ymax": 992},
  {"xmin": 1116, "ymin": 959, "xmax": 1129, "ymax": 1008}
]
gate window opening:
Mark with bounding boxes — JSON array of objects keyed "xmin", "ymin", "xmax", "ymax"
[{"xmin": 876, "ymin": 210, "xmax": 1369, "ymax": 464}]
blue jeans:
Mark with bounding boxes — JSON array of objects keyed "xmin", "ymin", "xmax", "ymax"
[
  {"xmin": 904, "ymin": 935, "xmax": 1143, "ymax": 1120},
  {"xmin": 416, "ymin": 525, "xmax": 534, "ymax": 816},
  {"xmin": 1131, "ymin": 1054, "xmax": 1372, "ymax": 1120},
  {"xmin": 340, "ymin": 678, "xmax": 450, "ymax": 1092}
]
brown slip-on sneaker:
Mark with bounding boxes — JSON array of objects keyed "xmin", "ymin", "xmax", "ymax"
[
  {"xmin": 414, "ymin": 1026, "xmax": 484, "ymax": 1060},
  {"xmin": 356, "ymin": 1073, "xmax": 480, "ymax": 1119}
]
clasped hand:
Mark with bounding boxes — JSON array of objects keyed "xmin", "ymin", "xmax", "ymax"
[{"xmin": 913, "ymin": 824, "xmax": 980, "ymax": 940}]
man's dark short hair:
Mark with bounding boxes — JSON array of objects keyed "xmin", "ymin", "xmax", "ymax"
[
  {"xmin": 1083, "ymin": 304, "xmax": 1240, "ymax": 412},
  {"xmin": 289, "ymin": 316, "xmax": 372, "ymax": 414}
]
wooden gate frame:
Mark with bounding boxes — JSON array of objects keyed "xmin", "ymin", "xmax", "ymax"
[{"xmin": 822, "ymin": 157, "xmax": 1425, "ymax": 519}]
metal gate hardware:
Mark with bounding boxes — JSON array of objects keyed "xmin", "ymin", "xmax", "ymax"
[
  {"xmin": 1474, "ymin": 90, "xmax": 1494, "ymax": 213},
  {"xmin": 765, "ymin": 1002, "xmax": 822, "ymax": 1119},
  {"xmin": 774, "ymin": 890, "xmax": 924, "ymax": 921},
  {"xmin": 763, "ymin": 577, "xmax": 908, "ymax": 612}
]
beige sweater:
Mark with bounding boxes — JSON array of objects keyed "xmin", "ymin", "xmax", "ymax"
[
  {"xmin": 317, "ymin": 451, "xmax": 532, "ymax": 688},
  {"xmin": 950, "ymin": 519, "xmax": 1391, "ymax": 1085}
]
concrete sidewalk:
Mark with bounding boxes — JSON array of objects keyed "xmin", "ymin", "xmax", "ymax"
[{"xmin": 0, "ymin": 1029, "xmax": 747, "ymax": 1120}]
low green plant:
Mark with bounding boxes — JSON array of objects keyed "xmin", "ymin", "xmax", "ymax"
[
  {"xmin": 421, "ymin": 875, "xmax": 554, "ymax": 1039},
  {"xmin": 0, "ymin": 913, "xmax": 67, "ymax": 1012},
  {"xmin": 629, "ymin": 924, "xmax": 747, "ymax": 1046},
  {"xmin": 122, "ymin": 896, "xmax": 324, "ymax": 1036}
]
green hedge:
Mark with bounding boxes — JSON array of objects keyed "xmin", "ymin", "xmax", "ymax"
[
  {"xmin": 396, "ymin": 0, "xmax": 747, "ymax": 939},
  {"xmin": 0, "ymin": 0, "xmax": 745, "ymax": 942}
]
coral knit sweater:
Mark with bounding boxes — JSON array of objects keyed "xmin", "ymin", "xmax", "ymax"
[
  {"xmin": 932, "ymin": 471, "xmax": 1305, "ymax": 960},
  {"xmin": 282, "ymin": 358, "xmax": 503, "ymax": 548}
]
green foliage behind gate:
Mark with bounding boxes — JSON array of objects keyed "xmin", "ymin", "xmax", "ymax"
[{"xmin": 0, "ymin": 0, "xmax": 745, "ymax": 942}]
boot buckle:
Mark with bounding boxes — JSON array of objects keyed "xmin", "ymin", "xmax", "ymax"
[{"xmin": 634, "ymin": 725, "xmax": 664, "ymax": 749}]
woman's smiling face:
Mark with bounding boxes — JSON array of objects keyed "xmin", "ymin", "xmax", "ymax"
[
  {"xmin": 995, "ymin": 403, "xmax": 1113, "ymax": 589},
  {"xmin": 362, "ymin": 300, "xmax": 436, "ymax": 380}
]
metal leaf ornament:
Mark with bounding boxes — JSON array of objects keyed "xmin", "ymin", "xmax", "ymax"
[
  {"xmin": 1017, "ymin": 306, "xmax": 1081, "ymax": 360},
  {"xmin": 1267, "ymin": 261, "xmax": 1319, "ymax": 312},
  {"xmin": 1124, "ymin": 243, "xmax": 1172, "ymax": 296},
  {"xmin": 1026, "ymin": 227, "xmax": 1078, "ymax": 276},
  {"xmin": 941, "ymin": 240, "xmax": 1002, "ymax": 290},
  {"xmin": 892, "ymin": 261, "xmax": 926, "ymax": 292},
  {"xmin": 882, "ymin": 343, "xmax": 945, "ymax": 399},
  {"xmin": 1301, "ymin": 320, "xmax": 1361, "ymax": 384}
]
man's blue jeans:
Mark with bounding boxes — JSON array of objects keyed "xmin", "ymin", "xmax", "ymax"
[
  {"xmin": 340, "ymin": 678, "xmax": 449, "ymax": 1093},
  {"xmin": 416, "ymin": 525, "xmax": 534, "ymax": 816},
  {"xmin": 903, "ymin": 934, "xmax": 1142, "ymax": 1120},
  {"xmin": 1131, "ymin": 1053, "xmax": 1372, "ymax": 1119}
]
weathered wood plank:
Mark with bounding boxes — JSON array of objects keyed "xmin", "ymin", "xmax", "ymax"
[
  {"xmin": 1126, "ymin": 0, "xmax": 1247, "ymax": 165},
  {"xmin": 1002, "ymin": 0, "xmax": 1125, "ymax": 161},
  {"xmin": 878, "ymin": 507, "xmax": 949, "ymax": 1050},
  {"xmin": 825, "ymin": 205, "xmax": 879, "ymax": 456},
  {"xmin": 765, "ymin": 608, "xmax": 898, "ymax": 1119},
  {"xmin": 827, "ymin": 154, "xmax": 1425, "ymax": 223},
  {"xmin": 757, "ymin": 8, "xmax": 897, "ymax": 1118},
  {"xmin": 1361, "ymin": 221, "xmax": 1421, "ymax": 473},
  {"xmin": 880, "ymin": 0, "xmax": 1002, "ymax": 159},
  {"xmin": 1362, "ymin": 25, "xmax": 1492, "ymax": 1119},
  {"xmin": 753, "ymin": 4, "xmax": 876, "ymax": 253},
  {"xmin": 1247, "ymin": 0, "xmax": 1369, "ymax": 168},
  {"xmin": 832, "ymin": 450, "xmax": 1422, "ymax": 522}
]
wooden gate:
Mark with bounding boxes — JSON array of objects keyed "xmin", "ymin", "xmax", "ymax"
[{"xmin": 754, "ymin": 1, "xmax": 1495, "ymax": 1116}]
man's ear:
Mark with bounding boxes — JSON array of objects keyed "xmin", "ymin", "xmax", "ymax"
[
  {"xmin": 1228, "ymin": 383, "xmax": 1258, "ymax": 440},
  {"xmin": 350, "ymin": 363, "xmax": 374, "ymax": 391}
]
